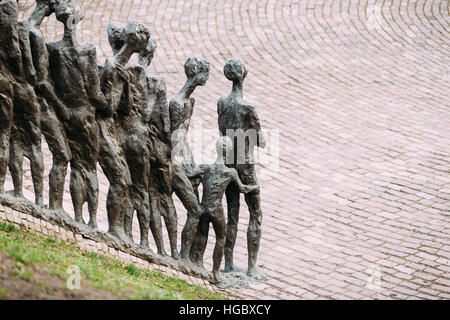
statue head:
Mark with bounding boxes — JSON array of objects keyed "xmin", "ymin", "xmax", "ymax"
[
  {"xmin": 107, "ymin": 23, "xmax": 124, "ymax": 55},
  {"xmin": 123, "ymin": 21, "xmax": 150, "ymax": 53},
  {"xmin": 35, "ymin": 0, "xmax": 59, "ymax": 16},
  {"xmin": 224, "ymin": 58, "xmax": 247, "ymax": 83},
  {"xmin": 139, "ymin": 38, "xmax": 157, "ymax": 68},
  {"xmin": 216, "ymin": 136, "xmax": 233, "ymax": 159},
  {"xmin": 55, "ymin": 0, "xmax": 83, "ymax": 27},
  {"xmin": 184, "ymin": 57, "xmax": 210, "ymax": 86},
  {"xmin": 0, "ymin": 0, "xmax": 19, "ymax": 25}
]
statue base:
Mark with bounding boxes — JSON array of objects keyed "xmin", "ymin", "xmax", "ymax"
[{"xmin": 0, "ymin": 193, "xmax": 266, "ymax": 289}]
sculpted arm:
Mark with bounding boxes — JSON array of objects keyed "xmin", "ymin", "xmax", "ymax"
[
  {"xmin": 246, "ymin": 105, "xmax": 266, "ymax": 148},
  {"xmin": 229, "ymin": 169, "xmax": 259, "ymax": 194},
  {"xmin": 217, "ymin": 99, "xmax": 226, "ymax": 136},
  {"xmin": 119, "ymin": 74, "xmax": 134, "ymax": 117},
  {"xmin": 4, "ymin": 24, "xmax": 23, "ymax": 77},
  {"xmin": 37, "ymin": 43, "xmax": 68, "ymax": 120},
  {"xmin": 99, "ymin": 62, "xmax": 119, "ymax": 116},
  {"xmin": 185, "ymin": 164, "xmax": 208, "ymax": 179},
  {"xmin": 83, "ymin": 47, "xmax": 107, "ymax": 112},
  {"xmin": 17, "ymin": 25, "xmax": 37, "ymax": 85},
  {"xmin": 37, "ymin": 81, "xmax": 70, "ymax": 121},
  {"xmin": 140, "ymin": 73, "xmax": 154, "ymax": 123},
  {"xmin": 169, "ymin": 99, "xmax": 183, "ymax": 133},
  {"xmin": 157, "ymin": 79, "xmax": 171, "ymax": 136}
]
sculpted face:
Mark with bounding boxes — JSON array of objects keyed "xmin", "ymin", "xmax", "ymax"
[
  {"xmin": 36, "ymin": 0, "xmax": 59, "ymax": 16},
  {"xmin": 184, "ymin": 57, "xmax": 210, "ymax": 86},
  {"xmin": 139, "ymin": 38, "xmax": 157, "ymax": 68},
  {"xmin": 55, "ymin": 0, "xmax": 83, "ymax": 26},
  {"xmin": 193, "ymin": 69, "xmax": 209, "ymax": 86},
  {"xmin": 224, "ymin": 58, "xmax": 247, "ymax": 83},
  {"xmin": 107, "ymin": 23, "xmax": 124, "ymax": 55},
  {"xmin": 123, "ymin": 21, "xmax": 150, "ymax": 53}
]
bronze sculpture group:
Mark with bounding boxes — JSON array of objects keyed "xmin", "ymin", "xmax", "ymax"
[{"xmin": 0, "ymin": 0, "xmax": 265, "ymax": 283}]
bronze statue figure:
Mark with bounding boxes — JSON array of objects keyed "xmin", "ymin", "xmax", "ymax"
[
  {"xmin": 48, "ymin": 0, "xmax": 106, "ymax": 225},
  {"xmin": 138, "ymin": 39, "xmax": 179, "ymax": 258},
  {"xmin": 116, "ymin": 24, "xmax": 153, "ymax": 247},
  {"xmin": 99, "ymin": 22, "xmax": 149, "ymax": 241},
  {"xmin": 0, "ymin": 71, "xmax": 13, "ymax": 195},
  {"xmin": 0, "ymin": 2, "xmax": 266, "ymax": 285},
  {"xmin": 25, "ymin": 0, "xmax": 72, "ymax": 210},
  {"xmin": 0, "ymin": 0, "xmax": 20, "ymax": 195},
  {"xmin": 189, "ymin": 137, "xmax": 259, "ymax": 282},
  {"xmin": 8, "ymin": 0, "xmax": 45, "ymax": 206},
  {"xmin": 169, "ymin": 57, "xmax": 209, "ymax": 266},
  {"xmin": 218, "ymin": 58, "xmax": 265, "ymax": 277}
]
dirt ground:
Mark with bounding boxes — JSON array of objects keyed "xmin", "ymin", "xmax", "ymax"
[{"xmin": 0, "ymin": 253, "xmax": 119, "ymax": 300}]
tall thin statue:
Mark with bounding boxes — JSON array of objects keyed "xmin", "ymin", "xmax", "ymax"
[
  {"xmin": 23, "ymin": 0, "xmax": 72, "ymax": 210},
  {"xmin": 116, "ymin": 25, "xmax": 153, "ymax": 247},
  {"xmin": 138, "ymin": 39, "xmax": 178, "ymax": 258},
  {"xmin": 8, "ymin": 0, "xmax": 45, "ymax": 206},
  {"xmin": 169, "ymin": 57, "xmax": 209, "ymax": 265},
  {"xmin": 99, "ymin": 22, "xmax": 150, "ymax": 241},
  {"xmin": 0, "ymin": 0, "xmax": 21, "ymax": 195},
  {"xmin": 218, "ymin": 58, "xmax": 265, "ymax": 277},
  {"xmin": 188, "ymin": 137, "xmax": 259, "ymax": 282},
  {"xmin": 48, "ymin": 0, "xmax": 107, "ymax": 225}
]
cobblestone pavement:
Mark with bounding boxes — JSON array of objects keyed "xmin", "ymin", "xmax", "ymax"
[{"xmin": 9, "ymin": 0, "xmax": 450, "ymax": 299}]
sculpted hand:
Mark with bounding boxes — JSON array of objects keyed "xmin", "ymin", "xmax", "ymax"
[{"xmin": 244, "ymin": 185, "xmax": 260, "ymax": 194}]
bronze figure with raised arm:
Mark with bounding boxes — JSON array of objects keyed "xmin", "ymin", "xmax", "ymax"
[
  {"xmin": 21, "ymin": 0, "xmax": 72, "ymax": 210},
  {"xmin": 114, "ymin": 24, "xmax": 153, "ymax": 247},
  {"xmin": 99, "ymin": 22, "xmax": 150, "ymax": 241},
  {"xmin": 169, "ymin": 57, "xmax": 209, "ymax": 266}
]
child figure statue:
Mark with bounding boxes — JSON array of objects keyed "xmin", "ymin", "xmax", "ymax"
[{"xmin": 188, "ymin": 137, "xmax": 259, "ymax": 282}]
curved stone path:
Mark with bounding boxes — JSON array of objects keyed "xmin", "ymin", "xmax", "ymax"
[{"xmin": 10, "ymin": 0, "xmax": 450, "ymax": 299}]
